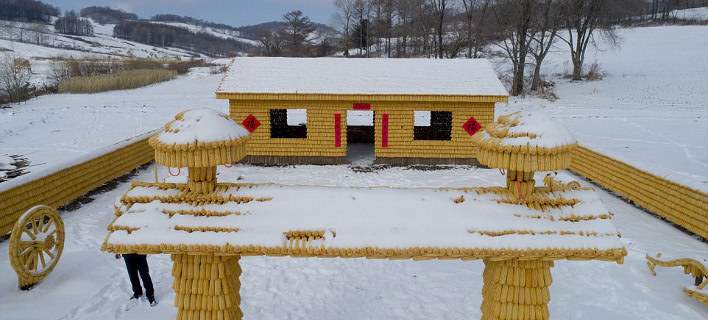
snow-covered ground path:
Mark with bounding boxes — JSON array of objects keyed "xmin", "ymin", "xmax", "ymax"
[
  {"xmin": 0, "ymin": 165, "xmax": 705, "ymax": 320},
  {"xmin": 0, "ymin": 67, "xmax": 225, "ymax": 171},
  {"xmin": 501, "ymin": 26, "xmax": 708, "ymax": 192}
]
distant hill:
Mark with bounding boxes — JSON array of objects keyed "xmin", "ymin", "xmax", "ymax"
[
  {"xmin": 235, "ymin": 21, "xmax": 337, "ymax": 40},
  {"xmin": 151, "ymin": 14, "xmax": 239, "ymax": 32},
  {"xmin": 0, "ymin": 0, "xmax": 59, "ymax": 23},
  {"xmin": 80, "ymin": 6, "xmax": 137, "ymax": 24},
  {"xmin": 114, "ymin": 20, "xmax": 251, "ymax": 57},
  {"xmin": 147, "ymin": 13, "xmax": 337, "ymax": 42},
  {"xmin": 0, "ymin": 1, "xmax": 338, "ymax": 59}
]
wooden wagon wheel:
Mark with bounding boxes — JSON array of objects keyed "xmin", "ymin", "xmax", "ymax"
[{"xmin": 8, "ymin": 205, "xmax": 65, "ymax": 290}]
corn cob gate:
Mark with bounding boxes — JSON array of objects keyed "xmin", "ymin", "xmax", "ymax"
[{"xmin": 102, "ymin": 106, "xmax": 627, "ymax": 320}]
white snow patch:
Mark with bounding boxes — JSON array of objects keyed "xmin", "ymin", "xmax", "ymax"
[
  {"xmin": 0, "ymin": 67, "xmax": 225, "ymax": 182},
  {"xmin": 479, "ymin": 110, "xmax": 577, "ymax": 148},
  {"xmin": 671, "ymin": 7, "xmax": 708, "ymax": 20},
  {"xmin": 108, "ymin": 183, "xmax": 623, "ymax": 251},
  {"xmin": 155, "ymin": 109, "xmax": 248, "ymax": 145},
  {"xmin": 218, "ymin": 57, "xmax": 509, "ymax": 96}
]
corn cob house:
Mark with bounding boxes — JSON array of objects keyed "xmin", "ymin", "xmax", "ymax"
[
  {"xmin": 103, "ymin": 110, "xmax": 626, "ymax": 320},
  {"xmin": 216, "ymin": 57, "xmax": 508, "ymax": 164}
]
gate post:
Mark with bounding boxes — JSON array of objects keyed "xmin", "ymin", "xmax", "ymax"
[
  {"xmin": 481, "ymin": 259, "xmax": 553, "ymax": 320},
  {"xmin": 172, "ymin": 254, "xmax": 243, "ymax": 320}
]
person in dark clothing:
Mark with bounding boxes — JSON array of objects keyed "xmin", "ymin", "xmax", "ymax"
[{"xmin": 120, "ymin": 253, "xmax": 157, "ymax": 306}]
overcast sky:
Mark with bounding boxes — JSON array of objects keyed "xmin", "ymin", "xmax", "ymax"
[{"xmin": 48, "ymin": 0, "xmax": 337, "ymax": 26}]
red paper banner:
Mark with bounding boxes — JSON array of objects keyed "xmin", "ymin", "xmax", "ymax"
[
  {"xmin": 381, "ymin": 113, "xmax": 389, "ymax": 148},
  {"xmin": 463, "ymin": 117, "xmax": 481, "ymax": 136},
  {"xmin": 242, "ymin": 114, "xmax": 261, "ymax": 133},
  {"xmin": 334, "ymin": 113, "xmax": 341, "ymax": 147},
  {"xmin": 353, "ymin": 103, "xmax": 371, "ymax": 110}
]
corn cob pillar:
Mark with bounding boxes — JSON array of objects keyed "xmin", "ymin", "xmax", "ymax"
[
  {"xmin": 172, "ymin": 255, "xmax": 243, "ymax": 320},
  {"xmin": 481, "ymin": 260, "xmax": 553, "ymax": 320},
  {"xmin": 188, "ymin": 166, "xmax": 217, "ymax": 194},
  {"xmin": 506, "ymin": 170, "xmax": 535, "ymax": 199}
]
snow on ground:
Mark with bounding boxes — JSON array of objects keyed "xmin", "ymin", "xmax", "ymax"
[
  {"xmin": 0, "ymin": 154, "xmax": 15, "ymax": 179},
  {"xmin": 0, "ymin": 19, "xmax": 203, "ymax": 85},
  {"xmin": 0, "ymin": 19, "xmax": 198, "ymax": 60},
  {"xmin": 0, "ymin": 164, "xmax": 705, "ymax": 320},
  {"xmin": 671, "ymin": 7, "xmax": 708, "ymax": 20},
  {"xmin": 0, "ymin": 67, "xmax": 224, "ymax": 176},
  {"xmin": 499, "ymin": 25, "xmax": 708, "ymax": 192}
]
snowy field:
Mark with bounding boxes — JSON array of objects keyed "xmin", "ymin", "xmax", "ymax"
[
  {"xmin": 500, "ymin": 25, "xmax": 708, "ymax": 192},
  {"xmin": 0, "ymin": 164, "xmax": 706, "ymax": 320},
  {"xmin": 0, "ymin": 67, "xmax": 225, "ymax": 171}
]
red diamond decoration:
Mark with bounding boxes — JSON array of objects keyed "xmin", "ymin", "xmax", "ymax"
[
  {"xmin": 463, "ymin": 117, "xmax": 482, "ymax": 136},
  {"xmin": 242, "ymin": 114, "xmax": 261, "ymax": 133}
]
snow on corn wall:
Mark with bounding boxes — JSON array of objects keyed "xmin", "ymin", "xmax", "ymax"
[
  {"xmin": 0, "ymin": 132, "xmax": 155, "ymax": 236},
  {"xmin": 570, "ymin": 145, "xmax": 708, "ymax": 239}
]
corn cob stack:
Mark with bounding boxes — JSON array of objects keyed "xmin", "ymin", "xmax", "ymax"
[
  {"xmin": 172, "ymin": 255, "xmax": 242, "ymax": 320},
  {"xmin": 481, "ymin": 260, "xmax": 554, "ymax": 320}
]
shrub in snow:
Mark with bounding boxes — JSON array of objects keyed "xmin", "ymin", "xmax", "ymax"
[{"xmin": 0, "ymin": 54, "xmax": 33, "ymax": 103}]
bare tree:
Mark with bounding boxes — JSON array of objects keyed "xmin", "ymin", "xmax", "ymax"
[
  {"xmin": 256, "ymin": 30, "xmax": 284, "ymax": 56},
  {"xmin": 558, "ymin": 0, "xmax": 615, "ymax": 80},
  {"xmin": 461, "ymin": 0, "xmax": 491, "ymax": 58},
  {"xmin": 430, "ymin": 0, "xmax": 447, "ymax": 58},
  {"xmin": 352, "ymin": 0, "xmax": 370, "ymax": 56},
  {"xmin": 0, "ymin": 54, "xmax": 33, "ymax": 103},
  {"xmin": 380, "ymin": 0, "xmax": 395, "ymax": 57},
  {"xmin": 529, "ymin": 0, "xmax": 560, "ymax": 92},
  {"xmin": 394, "ymin": 0, "xmax": 417, "ymax": 57},
  {"xmin": 494, "ymin": 0, "xmax": 537, "ymax": 96},
  {"xmin": 335, "ymin": 0, "xmax": 356, "ymax": 56}
]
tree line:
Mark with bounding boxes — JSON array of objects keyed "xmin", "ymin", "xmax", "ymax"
[
  {"xmin": 332, "ymin": 0, "xmax": 708, "ymax": 96},
  {"xmin": 113, "ymin": 21, "xmax": 251, "ymax": 57},
  {"xmin": 55, "ymin": 11, "xmax": 94, "ymax": 36},
  {"xmin": 0, "ymin": 0, "xmax": 59, "ymax": 23},
  {"xmin": 80, "ymin": 6, "xmax": 138, "ymax": 24},
  {"xmin": 151, "ymin": 14, "xmax": 239, "ymax": 32}
]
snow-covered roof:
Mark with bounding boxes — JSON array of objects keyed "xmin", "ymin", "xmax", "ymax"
[
  {"xmin": 472, "ymin": 111, "xmax": 577, "ymax": 172},
  {"xmin": 103, "ymin": 182, "xmax": 625, "ymax": 262},
  {"xmin": 477, "ymin": 111, "xmax": 577, "ymax": 149},
  {"xmin": 217, "ymin": 57, "xmax": 509, "ymax": 97},
  {"xmin": 149, "ymin": 109, "xmax": 249, "ymax": 168},
  {"xmin": 153, "ymin": 109, "xmax": 249, "ymax": 145}
]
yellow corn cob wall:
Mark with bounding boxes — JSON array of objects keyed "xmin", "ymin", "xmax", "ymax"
[
  {"xmin": 229, "ymin": 99, "xmax": 495, "ymax": 159},
  {"xmin": 230, "ymin": 100, "xmax": 348, "ymax": 158},
  {"xmin": 481, "ymin": 260, "xmax": 553, "ymax": 320},
  {"xmin": 0, "ymin": 136, "xmax": 154, "ymax": 236},
  {"xmin": 570, "ymin": 146, "xmax": 708, "ymax": 239}
]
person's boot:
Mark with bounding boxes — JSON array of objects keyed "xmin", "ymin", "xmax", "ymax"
[
  {"xmin": 148, "ymin": 296, "xmax": 158, "ymax": 307},
  {"xmin": 124, "ymin": 293, "xmax": 142, "ymax": 311}
]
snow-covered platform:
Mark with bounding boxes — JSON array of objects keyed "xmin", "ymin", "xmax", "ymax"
[{"xmin": 104, "ymin": 181, "xmax": 625, "ymax": 262}]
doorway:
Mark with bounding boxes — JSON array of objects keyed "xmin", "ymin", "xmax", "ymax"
[{"xmin": 346, "ymin": 110, "xmax": 375, "ymax": 166}]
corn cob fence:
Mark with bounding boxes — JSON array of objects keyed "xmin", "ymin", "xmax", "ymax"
[
  {"xmin": 1, "ymin": 138, "xmax": 705, "ymax": 241},
  {"xmin": 569, "ymin": 146, "xmax": 708, "ymax": 240},
  {"xmin": 0, "ymin": 132, "xmax": 155, "ymax": 236}
]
